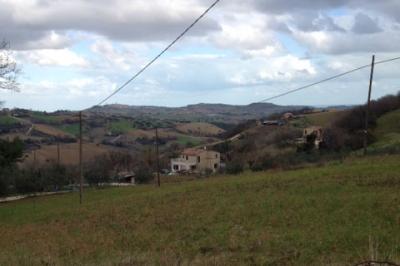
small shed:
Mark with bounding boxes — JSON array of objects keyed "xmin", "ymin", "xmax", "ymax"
[{"xmin": 116, "ymin": 171, "xmax": 136, "ymax": 184}]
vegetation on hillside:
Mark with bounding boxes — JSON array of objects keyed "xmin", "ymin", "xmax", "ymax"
[
  {"xmin": 0, "ymin": 115, "xmax": 19, "ymax": 126},
  {"xmin": 369, "ymin": 109, "xmax": 400, "ymax": 154},
  {"xmin": 0, "ymin": 138, "xmax": 23, "ymax": 196}
]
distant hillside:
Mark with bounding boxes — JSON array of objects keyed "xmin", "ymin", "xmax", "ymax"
[{"xmin": 88, "ymin": 103, "xmax": 307, "ymax": 123}]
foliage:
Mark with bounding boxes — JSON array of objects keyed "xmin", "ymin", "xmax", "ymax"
[
  {"xmin": 330, "ymin": 92, "xmax": 400, "ymax": 151},
  {"xmin": 30, "ymin": 111, "xmax": 60, "ymax": 124},
  {"xmin": 109, "ymin": 119, "xmax": 135, "ymax": 134},
  {"xmin": 85, "ymin": 152, "xmax": 135, "ymax": 185},
  {"xmin": 0, "ymin": 40, "xmax": 19, "ymax": 91},
  {"xmin": 135, "ymin": 165, "xmax": 154, "ymax": 184},
  {"xmin": 272, "ymin": 127, "xmax": 302, "ymax": 148},
  {"xmin": 15, "ymin": 164, "xmax": 72, "ymax": 194},
  {"xmin": 176, "ymin": 135, "xmax": 201, "ymax": 147},
  {"xmin": 225, "ymin": 159, "xmax": 244, "ymax": 175},
  {"xmin": 0, "ymin": 115, "xmax": 19, "ymax": 126},
  {"xmin": 84, "ymin": 155, "xmax": 113, "ymax": 185},
  {"xmin": 57, "ymin": 123, "xmax": 80, "ymax": 136},
  {"xmin": 214, "ymin": 140, "xmax": 232, "ymax": 154},
  {"xmin": 320, "ymin": 127, "xmax": 345, "ymax": 151},
  {"xmin": 222, "ymin": 119, "xmax": 257, "ymax": 139},
  {"xmin": 0, "ymin": 138, "xmax": 23, "ymax": 168}
]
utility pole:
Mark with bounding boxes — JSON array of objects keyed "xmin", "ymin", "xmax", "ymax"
[
  {"xmin": 364, "ymin": 55, "xmax": 375, "ymax": 156},
  {"xmin": 155, "ymin": 127, "xmax": 161, "ymax": 187},
  {"xmin": 79, "ymin": 111, "xmax": 83, "ymax": 204}
]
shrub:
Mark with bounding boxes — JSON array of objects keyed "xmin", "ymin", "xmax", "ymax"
[
  {"xmin": 335, "ymin": 106, "xmax": 376, "ymax": 133},
  {"xmin": 85, "ymin": 155, "xmax": 113, "ymax": 186},
  {"xmin": 135, "ymin": 166, "xmax": 154, "ymax": 184},
  {"xmin": 320, "ymin": 127, "xmax": 346, "ymax": 151},
  {"xmin": 15, "ymin": 163, "xmax": 72, "ymax": 194},
  {"xmin": 250, "ymin": 154, "xmax": 274, "ymax": 172},
  {"xmin": 273, "ymin": 128, "xmax": 302, "ymax": 148},
  {"xmin": 0, "ymin": 167, "xmax": 15, "ymax": 196},
  {"xmin": 225, "ymin": 160, "xmax": 244, "ymax": 175}
]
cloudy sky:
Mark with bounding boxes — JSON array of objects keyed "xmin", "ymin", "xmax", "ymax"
[{"xmin": 1, "ymin": 0, "xmax": 399, "ymax": 111}]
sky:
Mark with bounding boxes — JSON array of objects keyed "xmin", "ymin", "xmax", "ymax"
[{"xmin": 0, "ymin": 0, "xmax": 400, "ymax": 111}]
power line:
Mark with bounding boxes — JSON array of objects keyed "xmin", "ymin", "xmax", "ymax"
[
  {"xmin": 258, "ymin": 56, "xmax": 400, "ymax": 103},
  {"xmin": 93, "ymin": 0, "xmax": 221, "ymax": 107}
]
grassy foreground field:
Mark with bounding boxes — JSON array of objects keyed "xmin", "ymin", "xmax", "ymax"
[{"xmin": 1, "ymin": 155, "xmax": 400, "ymax": 265}]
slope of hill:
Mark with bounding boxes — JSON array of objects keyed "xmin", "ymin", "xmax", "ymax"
[
  {"xmin": 370, "ymin": 109, "xmax": 400, "ymax": 152},
  {"xmin": 0, "ymin": 155, "xmax": 399, "ymax": 265},
  {"xmin": 0, "ymin": 103, "xmax": 309, "ymax": 166},
  {"xmin": 175, "ymin": 122, "xmax": 225, "ymax": 136},
  {"xmin": 302, "ymin": 110, "xmax": 347, "ymax": 127},
  {"xmin": 89, "ymin": 103, "xmax": 306, "ymax": 123}
]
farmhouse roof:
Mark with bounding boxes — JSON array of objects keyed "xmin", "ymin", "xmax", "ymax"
[{"xmin": 182, "ymin": 148, "xmax": 206, "ymax": 156}]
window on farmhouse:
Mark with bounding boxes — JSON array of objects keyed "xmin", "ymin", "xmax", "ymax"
[
  {"xmin": 214, "ymin": 163, "xmax": 218, "ymax": 169},
  {"xmin": 186, "ymin": 155, "xmax": 188, "ymax": 160},
  {"xmin": 197, "ymin": 156, "xmax": 200, "ymax": 163}
]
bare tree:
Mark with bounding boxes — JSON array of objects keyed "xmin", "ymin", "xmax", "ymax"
[{"xmin": 0, "ymin": 40, "xmax": 19, "ymax": 91}]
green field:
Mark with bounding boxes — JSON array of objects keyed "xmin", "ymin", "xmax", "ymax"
[
  {"xmin": 57, "ymin": 123, "xmax": 80, "ymax": 136},
  {"xmin": 302, "ymin": 110, "xmax": 347, "ymax": 127},
  {"xmin": 109, "ymin": 119, "xmax": 135, "ymax": 134},
  {"xmin": 176, "ymin": 135, "xmax": 203, "ymax": 147},
  {"xmin": 1, "ymin": 155, "xmax": 399, "ymax": 265},
  {"xmin": 0, "ymin": 115, "xmax": 19, "ymax": 126},
  {"xmin": 30, "ymin": 112, "xmax": 61, "ymax": 124}
]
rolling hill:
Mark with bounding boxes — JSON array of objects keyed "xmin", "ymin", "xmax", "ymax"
[
  {"xmin": 0, "ymin": 103, "xmax": 309, "ymax": 166},
  {"xmin": 369, "ymin": 109, "xmax": 400, "ymax": 152},
  {"xmin": 88, "ymin": 102, "xmax": 306, "ymax": 124}
]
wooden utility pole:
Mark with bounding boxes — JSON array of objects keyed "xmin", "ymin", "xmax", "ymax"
[
  {"xmin": 79, "ymin": 111, "xmax": 83, "ymax": 204},
  {"xmin": 155, "ymin": 127, "xmax": 161, "ymax": 187},
  {"xmin": 363, "ymin": 55, "xmax": 375, "ymax": 156}
]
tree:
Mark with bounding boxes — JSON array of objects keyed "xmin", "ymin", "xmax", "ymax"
[
  {"xmin": 85, "ymin": 154, "xmax": 113, "ymax": 186},
  {"xmin": 0, "ymin": 138, "xmax": 24, "ymax": 196},
  {"xmin": 135, "ymin": 165, "xmax": 154, "ymax": 184},
  {"xmin": 0, "ymin": 40, "xmax": 19, "ymax": 91}
]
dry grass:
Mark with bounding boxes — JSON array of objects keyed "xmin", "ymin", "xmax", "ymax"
[
  {"xmin": 303, "ymin": 110, "xmax": 348, "ymax": 127},
  {"xmin": 23, "ymin": 143, "xmax": 110, "ymax": 165},
  {"xmin": 34, "ymin": 124, "xmax": 74, "ymax": 138}
]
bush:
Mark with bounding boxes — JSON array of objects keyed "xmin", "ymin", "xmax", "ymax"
[
  {"xmin": 0, "ymin": 138, "xmax": 24, "ymax": 196},
  {"xmin": 250, "ymin": 154, "xmax": 274, "ymax": 172},
  {"xmin": 225, "ymin": 160, "xmax": 244, "ymax": 175},
  {"xmin": 335, "ymin": 106, "xmax": 376, "ymax": 133},
  {"xmin": 15, "ymin": 164, "xmax": 72, "ymax": 194},
  {"xmin": 320, "ymin": 127, "xmax": 346, "ymax": 151},
  {"xmin": 135, "ymin": 166, "xmax": 154, "ymax": 184},
  {"xmin": 0, "ymin": 138, "xmax": 23, "ymax": 168},
  {"xmin": 0, "ymin": 167, "xmax": 16, "ymax": 196},
  {"xmin": 15, "ymin": 169, "xmax": 43, "ymax": 194},
  {"xmin": 273, "ymin": 128, "xmax": 302, "ymax": 148}
]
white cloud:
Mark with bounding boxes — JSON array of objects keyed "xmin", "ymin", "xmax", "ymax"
[
  {"xmin": 18, "ymin": 48, "xmax": 89, "ymax": 67},
  {"xmin": 90, "ymin": 39, "xmax": 134, "ymax": 71},
  {"xmin": 259, "ymin": 55, "xmax": 316, "ymax": 80},
  {"xmin": 210, "ymin": 13, "xmax": 282, "ymax": 58}
]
